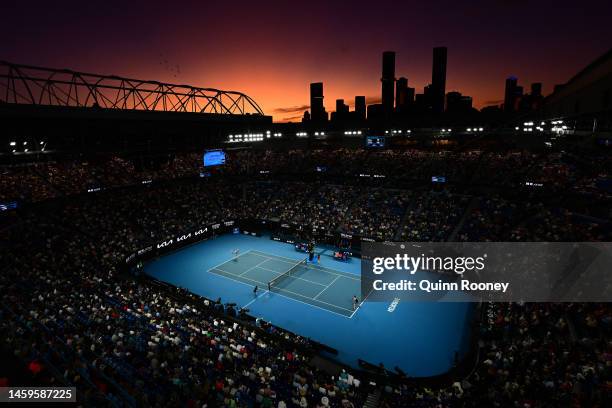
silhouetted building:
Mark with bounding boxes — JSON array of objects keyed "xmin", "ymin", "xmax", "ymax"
[
  {"xmin": 504, "ymin": 76, "xmax": 520, "ymax": 113},
  {"xmin": 331, "ymin": 99, "xmax": 349, "ymax": 122},
  {"xmin": 413, "ymin": 93, "xmax": 429, "ymax": 114},
  {"xmin": 541, "ymin": 48, "xmax": 612, "ymax": 118},
  {"xmin": 367, "ymin": 104, "xmax": 384, "ymax": 121},
  {"xmin": 381, "ymin": 51, "xmax": 395, "ymax": 115},
  {"xmin": 431, "ymin": 47, "xmax": 447, "ymax": 114},
  {"xmin": 423, "ymin": 84, "xmax": 434, "ymax": 109},
  {"xmin": 531, "ymin": 82, "xmax": 542, "ymax": 97},
  {"xmin": 310, "ymin": 82, "xmax": 327, "ymax": 122},
  {"xmin": 446, "ymin": 91, "xmax": 472, "ymax": 113},
  {"xmin": 396, "ymin": 77, "xmax": 408, "ymax": 110},
  {"xmin": 515, "ymin": 86, "xmax": 524, "ymax": 111},
  {"xmin": 406, "ymin": 87, "xmax": 415, "ymax": 107},
  {"xmin": 355, "ymin": 96, "xmax": 366, "ymax": 121},
  {"xmin": 519, "ymin": 82, "xmax": 544, "ymax": 112}
]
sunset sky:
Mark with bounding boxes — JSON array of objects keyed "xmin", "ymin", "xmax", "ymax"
[{"xmin": 2, "ymin": 0, "xmax": 611, "ymax": 121}]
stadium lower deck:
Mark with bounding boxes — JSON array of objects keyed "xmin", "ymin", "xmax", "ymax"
[{"xmin": 145, "ymin": 233, "xmax": 474, "ymax": 377}]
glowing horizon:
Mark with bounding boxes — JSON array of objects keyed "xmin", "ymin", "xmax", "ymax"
[{"xmin": 2, "ymin": 1, "xmax": 611, "ymax": 122}]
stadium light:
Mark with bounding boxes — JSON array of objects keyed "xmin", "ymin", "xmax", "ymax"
[
  {"xmin": 23, "ymin": 141, "xmax": 27, "ymax": 145},
  {"xmin": 10, "ymin": 141, "xmax": 16, "ymax": 146},
  {"xmin": 24, "ymin": 148, "xmax": 29, "ymax": 152}
]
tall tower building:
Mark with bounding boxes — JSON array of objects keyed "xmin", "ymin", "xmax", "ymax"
[
  {"xmin": 504, "ymin": 76, "xmax": 518, "ymax": 113},
  {"xmin": 310, "ymin": 82, "xmax": 327, "ymax": 122},
  {"xmin": 335, "ymin": 99, "xmax": 349, "ymax": 116},
  {"xmin": 355, "ymin": 96, "xmax": 366, "ymax": 121},
  {"xmin": 396, "ymin": 77, "xmax": 408, "ymax": 110},
  {"xmin": 381, "ymin": 51, "xmax": 396, "ymax": 114},
  {"xmin": 431, "ymin": 47, "xmax": 447, "ymax": 114},
  {"xmin": 406, "ymin": 87, "xmax": 415, "ymax": 106}
]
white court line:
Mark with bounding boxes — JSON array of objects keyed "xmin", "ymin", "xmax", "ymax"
[
  {"xmin": 238, "ymin": 258, "xmax": 272, "ymax": 277},
  {"xmin": 242, "ymin": 290, "xmax": 269, "ymax": 309},
  {"xmin": 211, "ymin": 267, "xmax": 355, "ymax": 315},
  {"xmin": 349, "ymin": 281, "xmax": 375, "ymax": 318},
  {"xmin": 256, "ymin": 266, "xmax": 328, "ymax": 287},
  {"xmin": 251, "ymin": 250, "xmax": 360, "ymax": 281},
  {"xmin": 207, "ymin": 249, "xmax": 254, "ymax": 272},
  {"xmin": 210, "ymin": 268, "xmax": 353, "ymax": 319},
  {"xmin": 313, "ymin": 274, "xmax": 341, "ymax": 300}
]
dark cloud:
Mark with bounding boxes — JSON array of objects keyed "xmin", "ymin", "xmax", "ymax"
[
  {"xmin": 281, "ymin": 115, "xmax": 304, "ymax": 122},
  {"xmin": 273, "ymin": 105, "xmax": 310, "ymax": 114}
]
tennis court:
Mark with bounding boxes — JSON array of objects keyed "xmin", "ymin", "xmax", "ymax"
[
  {"xmin": 209, "ymin": 249, "xmax": 362, "ymax": 317},
  {"xmin": 146, "ymin": 234, "xmax": 474, "ymax": 376}
]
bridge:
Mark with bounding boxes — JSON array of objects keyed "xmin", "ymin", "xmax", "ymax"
[{"xmin": 0, "ymin": 60, "xmax": 264, "ymax": 116}]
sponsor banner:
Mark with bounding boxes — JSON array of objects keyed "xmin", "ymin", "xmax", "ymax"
[
  {"xmin": 125, "ymin": 220, "xmax": 234, "ymax": 264},
  {"xmin": 361, "ymin": 242, "xmax": 612, "ymax": 302}
]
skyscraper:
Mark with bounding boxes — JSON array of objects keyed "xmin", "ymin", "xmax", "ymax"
[
  {"xmin": 355, "ymin": 96, "xmax": 366, "ymax": 121},
  {"xmin": 431, "ymin": 47, "xmax": 447, "ymax": 114},
  {"xmin": 396, "ymin": 77, "xmax": 408, "ymax": 110},
  {"xmin": 310, "ymin": 82, "xmax": 327, "ymax": 122},
  {"xmin": 334, "ymin": 99, "xmax": 349, "ymax": 121},
  {"xmin": 504, "ymin": 76, "xmax": 518, "ymax": 113},
  {"xmin": 406, "ymin": 87, "xmax": 415, "ymax": 107},
  {"xmin": 381, "ymin": 51, "xmax": 395, "ymax": 114},
  {"xmin": 531, "ymin": 82, "xmax": 542, "ymax": 97}
]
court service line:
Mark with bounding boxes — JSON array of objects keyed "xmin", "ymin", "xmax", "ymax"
[
  {"xmin": 313, "ymin": 274, "xmax": 341, "ymax": 300},
  {"xmin": 210, "ymin": 268, "xmax": 353, "ymax": 319},
  {"xmin": 212, "ymin": 268, "xmax": 354, "ymax": 313},
  {"xmin": 251, "ymin": 250, "xmax": 360, "ymax": 281},
  {"xmin": 238, "ymin": 258, "xmax": 273, "ymax": 277}
]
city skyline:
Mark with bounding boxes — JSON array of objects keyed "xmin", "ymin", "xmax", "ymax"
[{"xmin": 2, "ymin": 0, "xmax": 611, "ymax": 121}]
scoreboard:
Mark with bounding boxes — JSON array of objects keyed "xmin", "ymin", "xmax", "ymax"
[
  {"xmin": 366, "ymin": 136, "xmax": 385, "ymax": 148},
  {"xmin": 203, "ymin": 150, "xmax": 226, "ymax": 167}
]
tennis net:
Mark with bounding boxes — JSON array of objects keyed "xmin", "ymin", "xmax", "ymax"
[{"xmin": 268, "ymin": 258, "xmax": 307, "ymax": 291}]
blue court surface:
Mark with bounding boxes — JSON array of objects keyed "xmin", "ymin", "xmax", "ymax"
[{"xmin": 145, "ymin": 234, "xmax": 474, "ymax": 377}]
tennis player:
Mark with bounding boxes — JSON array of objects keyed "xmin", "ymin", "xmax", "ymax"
[
  {"xmin": 352, "ymin": 295, "xmax": 359, "ymax": 310},
  {"xmin": 232, "ymin": 248, "xmax": 240, "ymax": 260}
]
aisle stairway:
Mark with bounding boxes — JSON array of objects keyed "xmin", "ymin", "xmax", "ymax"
[{"xmin": 363, "ymin": 388, "xmax": 381, "ymax": 408}]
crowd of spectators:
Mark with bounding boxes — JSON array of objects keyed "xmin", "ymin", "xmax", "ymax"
[
  {"xmin": 379, "ymin": 302, "xmax": 610, "ymax": 407},
  {"xmin": 3, "ymin": 148, "xmax": 611, "ymax": 203},
  {"xmin": 1, "ymin": 146, "xmax": 611, "ymax": 406},
  {"xmin": 2, "ymin": 211, "xmax": 367, "ymax": 407}
]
